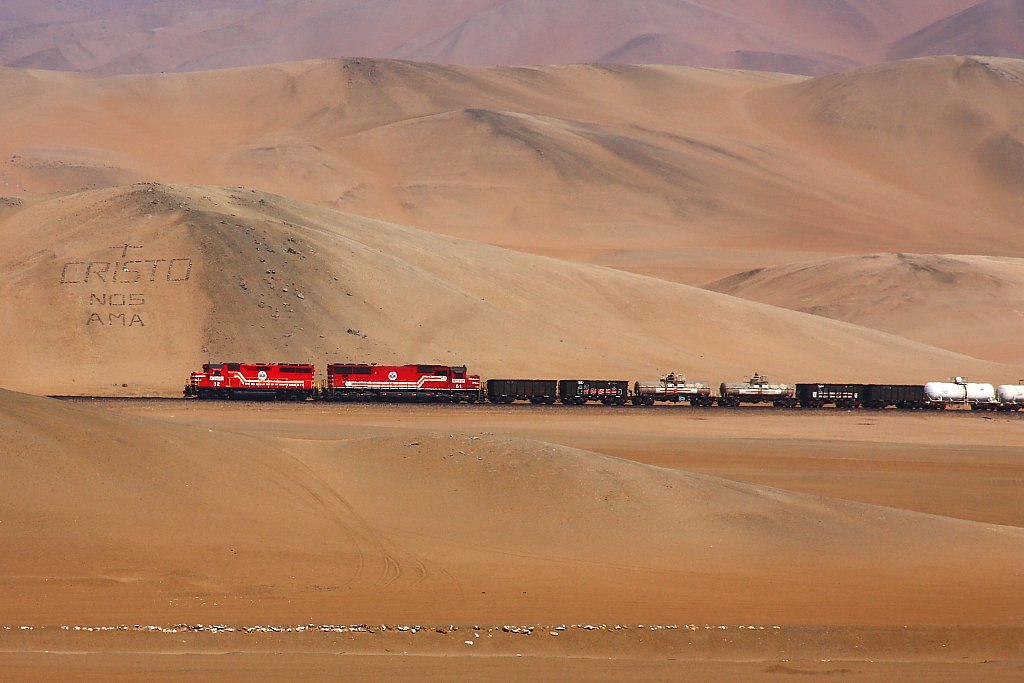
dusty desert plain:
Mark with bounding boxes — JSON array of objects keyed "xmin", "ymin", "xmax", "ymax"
[{"xmin": 0, "ymin": 41, "xmax": 1024, "ymax": 683}]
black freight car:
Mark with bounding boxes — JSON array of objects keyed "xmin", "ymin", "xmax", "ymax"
[
  {"xmin": 559, "ymin": 380, "xmax": 629, "ymax": 405},
  {"xmin": 487, "ymin": 379, "xmax": 558, "ymax": 404},
  {"xmin": 861, "ymin": 384, "xmax": 926, "ymax": 409},
  {"xmin": 796, "ymin": 384, "xmax": 863, "ymax": 409}
]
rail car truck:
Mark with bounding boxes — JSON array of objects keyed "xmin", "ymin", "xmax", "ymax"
[
  {"xmin": 632, "ymin": 373, "xmax": 714, "ymax": 406},
  {"xmin": 559, "ymin": 379, "xmax": 629, "ymax": 405},
  {"xmin": 185, "ymin": 363, "xmax": 315, "ymax": 400},
  {"xmin": 322, "ymin": 363, "xmax": 481, "ymax": 402},
  {"xmin": 719, "ymin": 373, "xmax": 796, "ymax": 407}
]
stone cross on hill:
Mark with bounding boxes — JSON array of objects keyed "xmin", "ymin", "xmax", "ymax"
[{"xmin": 110, "ymin": 243, "xmax": 143, "ymax": 258}]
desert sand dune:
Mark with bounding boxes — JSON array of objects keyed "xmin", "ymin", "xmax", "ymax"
[
  {"xmin": 1, "ymin": 184, "xmax": 1006, "ymax": 397},
  {"xmin": 0, "ymin": 56, "xmax": 1021, "ymax": 286},
  {"xmin": 0, "ymin": 0, "xmax": 997, "ymax": 75},
  {"xmin": 3, "ymin": 388, "xmax": 1024, "ymax": 627},
  {"xmin": 705, "ymin": 253, "xmax": 1024, "ymax": 365}
]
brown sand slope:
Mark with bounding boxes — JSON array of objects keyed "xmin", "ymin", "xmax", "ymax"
[
  {"xmin": 0, "ymin": 0, "xmax": 989, "ymax": 75},
  {"xmin": 887, "ymin": 0, "xmax": 1024, "ymax": 62},
  {"xmin": 1, "ymin": 184, "xmax": 1006, "ymax": 397},
  {"xmin": 745, "ymin": 56, "xmax": 1024, "ymax": 255},
  {"xmin": 0, "ymin": 56, "xmax": 1022, "ymax": 283},
  {"xmin": 704, "ymin": 253, "xmax": 1024, "ymax": 365},
  {"xmin": 3, "ymin": 388, "xmax": 1024, "ymax": 626}
]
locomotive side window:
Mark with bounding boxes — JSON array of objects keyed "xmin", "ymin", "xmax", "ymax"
[
  {"xmin": 454, "ymin": 371, "xmax": 465, "ymax": 379},
  {"xmin": 330, "ymin": 365, "xmax": 370, "ymax": 375},
  {"xmin": 434, "ymin": 367, "xmax": 449, "ymax": 376},
  {"xmin": 227, "ymin": 363, "xmax": 240, "ymax": 371}
]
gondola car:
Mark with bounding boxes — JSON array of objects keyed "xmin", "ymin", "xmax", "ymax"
[
  {"xmin": 486, "ymin": 379, "xmax": 558, "ymax": 404},
  {"xmin": 795, "ymin": 383, "xmax": 862, "ymax": 409},
  {"xmin": 559, "ymin": 379, "xmax": 629, "ymax": 405},
  {"xmin": 861, "ymin": 384, "xmax": 926, "ymax": 409}
]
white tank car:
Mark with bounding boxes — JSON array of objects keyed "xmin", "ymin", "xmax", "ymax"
[
  {"xmin": 924, "ymin": 381, "xmax": 998, "ymax": 409},
  {"xmin": 633, "ymin": 373, "xmax": 713, "ymax": 406},
  {"xmin": 997, "ymin": 384, "xmax": 1024, "ymax": 409},
  {"xmin": 718, "ymin": 373, "xmax": 795, "ymax": 407},
  {"xmin": 924, "ymin": 382, "xmax": 967, "ymax": 403}
]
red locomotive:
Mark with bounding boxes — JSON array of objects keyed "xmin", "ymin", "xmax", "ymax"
[
  {"xmin": 323, "ymin": 363, "xmax": 481, "ymax": 402},
  {"xmin": 185, "ymin": 362, "xmax": 315, "ymax": 400}
]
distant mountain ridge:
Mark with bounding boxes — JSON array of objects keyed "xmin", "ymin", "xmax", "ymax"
[{"xmin": 0, "ymin": 0, "xmax": 1017, "ymax": 76}]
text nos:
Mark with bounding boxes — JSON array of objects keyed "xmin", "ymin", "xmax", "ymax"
[
  {"xmin": 89, "ymin": 313, "xmax": 144, "ymax": 326},
  {"xmin": 90, "ymin": 293, "xmax": 144, "ymax": 306}
]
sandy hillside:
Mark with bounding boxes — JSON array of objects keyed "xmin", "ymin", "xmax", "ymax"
[
  {"xmin": 888, "ymin": 0, "xmax": 1024, "ymax": 62},
  {"xmin": 747, "ymin": 56, "xmax": 1024, "ymax": 229},
  {"xmin": 1, "ymin": 183, "xmax": 1006, "ymax": 397},
  {"xmin": 3, "ymin": 388, "xmax": 1024, "ymax": 627},
  {"xmin": 0, "ymin": 56, "xmax": 1021, "ymax": 284},
  {"xmin": 0, "ymin": 0, "xmax": 996, "ymax": 75},
  {"xmin": 705, "ymin": 253, "xmax": 1024, "ymax": 365}
]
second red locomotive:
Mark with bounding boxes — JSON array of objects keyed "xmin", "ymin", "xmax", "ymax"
[{"xmin": 323, "ymin": 363, "xmax": 482, "ymax": 402}]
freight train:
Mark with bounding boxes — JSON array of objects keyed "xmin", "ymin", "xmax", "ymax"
[{"xmin": 184, "ymin": 364, "xmax": 1024, "ymax": 411}]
